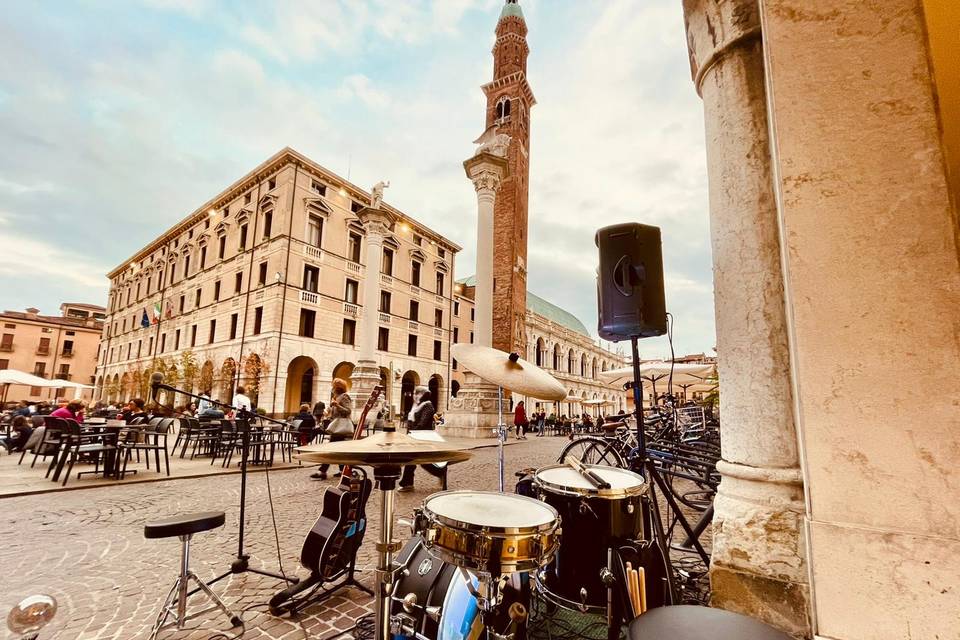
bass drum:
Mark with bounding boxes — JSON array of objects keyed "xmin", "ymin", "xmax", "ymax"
[{"xmin": 393, "ymin": 536, "xmax": 530, "ymax": 640}]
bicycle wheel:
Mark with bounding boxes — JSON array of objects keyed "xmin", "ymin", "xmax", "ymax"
[{"xmin": 558, "ymin": 436, "xmax": 625, "ymax": 467}]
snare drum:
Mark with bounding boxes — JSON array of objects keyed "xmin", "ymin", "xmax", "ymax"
[
  {"xmin": 415, "ymin": 490, "xmax": 561, "ymax": 576},
  {"xmin": 534, "ymin": 465, "xmax": 647, "ymax": 610}
]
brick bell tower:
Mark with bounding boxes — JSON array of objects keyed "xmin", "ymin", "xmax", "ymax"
[{"xmin": 484, "ymin": 0, "xmax": 535, "ymax": 356}]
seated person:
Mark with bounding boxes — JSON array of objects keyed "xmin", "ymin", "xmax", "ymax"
[
  {"xmin": 294, "ymin": 403, "xmax": 316, "ymax": 446},
  {"xmin": 197, "ymin": 390, "xmax": 225, "ymax": 419},
  {"xmin": 121, "ymin": 398, "xmax": 150, "ymax": 423},
  {"xmin": 51, "ymin": 400, "xmax": 85, "ymax": 423},
  {"xmin": 0, "ymin": 416, "xmax": 33, "ymax": 452}
]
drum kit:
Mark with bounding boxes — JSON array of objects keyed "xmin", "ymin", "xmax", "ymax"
[{"xmin": 297, "ymin": 345, "xmax": 672, "ymax": 640}]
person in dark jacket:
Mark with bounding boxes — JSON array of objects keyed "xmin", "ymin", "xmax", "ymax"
[
  {"xmin": 398, "ymin": 386, "xmax": 444, "ymax": 491},
  {"xmin": 294, "ymin": 403, "xmax": 316, "ymax": 446},
  {"xmin": 121, "ymin": 398, "xmax": 149, "ymax": 424},
  {"xmin": 0, "ymin": 415, "xmax": 33, "ymax": 452},
  {"xmin": 513, "ymin": 401, "xmax": 528, "ymax": 440}
]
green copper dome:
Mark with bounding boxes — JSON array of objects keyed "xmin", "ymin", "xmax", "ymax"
[
  {"xmin": 500, "ymin": 0, "xmax": 524, "ymax": 21},
  {"xmin": 457, "ymin": 276, "xmax": 590, "ymax": 337}
]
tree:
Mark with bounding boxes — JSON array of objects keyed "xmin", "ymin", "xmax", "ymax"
[
  {"xmin": 179, "ymin": 350, "xmax": 199, "ymax": 395},
  {"xmin": 242, "ymin": 353, "xmax": 269, "ymax": 405}
]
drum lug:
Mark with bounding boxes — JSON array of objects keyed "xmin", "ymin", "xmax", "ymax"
[{"xmin": 600, "ymin": 567, "xmax": 615, "ymax": 586}]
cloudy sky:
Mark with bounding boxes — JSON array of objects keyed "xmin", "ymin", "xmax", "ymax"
[{"xmin": 0, "ymin": 0, "xmax": 714, "ymax": 359}]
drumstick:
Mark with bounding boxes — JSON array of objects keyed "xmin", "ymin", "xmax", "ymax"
[
  {"xmin": 638, "ymin": 566, "xmax": 647, "ymax": 613},
  {"xmin": 625, "ymin": 562, "xmax": 639, "ymax": 616}
]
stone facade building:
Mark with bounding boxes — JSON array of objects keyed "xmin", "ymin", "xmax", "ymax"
[
  {"xmin": 96, "ymin": 149, "xmax": 459, "ymax": 419},
  {"xmin": 0, "ymin": 303, "xmax": 105, "ymax": 403}
]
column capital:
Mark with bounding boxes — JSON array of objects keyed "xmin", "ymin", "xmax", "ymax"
[
  {"xmin": 355, "ymin": 206, "xmax": 395, "ymax": 238},
  {"xmin": 464, "ymin": 152, "xmax": 510, "ymax": 194}
]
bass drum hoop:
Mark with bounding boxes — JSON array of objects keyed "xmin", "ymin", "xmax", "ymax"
[{"xmin": 534, "ymin": 464, "xmax": 647, "ymax": 500}]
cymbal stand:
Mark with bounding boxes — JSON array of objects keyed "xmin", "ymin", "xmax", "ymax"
[
  {"xmin": 496, "ymin": 386, "xmax": 506, "ymax": 492},
  {"xmin": 373, "ymin": 464, "xmax": 403, "ymax": 640}
]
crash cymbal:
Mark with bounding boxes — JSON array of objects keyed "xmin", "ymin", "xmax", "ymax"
[
  {"xmin": 296, "ymin": 429, "xmax": 473, "ymax": 466},
  {"xmin": 450, "ymin": 343, "xmax": 567, "ymax": 401}
]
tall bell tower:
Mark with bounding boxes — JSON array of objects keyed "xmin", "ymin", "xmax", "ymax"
[{"xmin": 484, "ymin": 0, "xmax": 535, "ymax": 356}]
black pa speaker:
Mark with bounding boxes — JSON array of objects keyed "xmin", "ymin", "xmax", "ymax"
[{"xmin": 595, "ymin": 223, "xmax": 667, "ymax": 341}]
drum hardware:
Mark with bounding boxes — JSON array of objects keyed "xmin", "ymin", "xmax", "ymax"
[{"xmin": 296, "ymin": 428, "xmax": 473, "ymax": 640}]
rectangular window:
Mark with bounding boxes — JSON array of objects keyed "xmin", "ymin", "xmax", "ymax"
[
  {"xmin": 252, "ymin": 306, "xmax": 263, "ymax": 335},
  {"xmin": 438, "ymin": 247, "xmax": 446, "ymax": 259},
  {"xmin": 33, "ymin": 362, "xmax": 45, "ymax": 377},
  {"xmin": 351, "ymin": 201, "xmax": 363, "ymax": 213},
  {"xmin": 169, "ymin": 263, "xmax": 177, "ymax": 284},
  {"xmin": 268, "ymin": 176, "xmax": 276, "ymax": 190},
  {"xmin": 184, "ymin": 254, "xmax": 191, "ymax": 276},
  {"xmin": 230, "ymin": 313, "xmax": 238, "ymax": 339},
  {"xmin": 433, "ymin": 340, "xmax": 442, "ymax": 361},
  {"xmin": 470, "ymin": 331, "xmax": 474, "ymax": 344},
  {"xmin": 342, "ymin": 319, "xmax": 356, "ymax": 345},
  {"xmin": 148, "ymin": 336, "xmax": 154, "ymax": 355},
  {"xmin": 218, "ymin": 236, "xmax": 226, "ymax": 259},
  {"xmin": 436, "ymin": 272, "xmax": 445, "ymax": 296},
  {"xmin": 299, "ymin": 309, "xmax": 316, "ymax": 338},
  {"xmin": 0, "ymin": 359, "xmax": 8, "ymax": 369},
  {"xmin": 29, "ymin": 385, "xmax": 41, "ymax": 396},
  {"xmin": 160, "ymin": 333, "xmax": 166, "ymax": 353},
  {"xmin": 382, "ymin": 248, "xmax": 394, "ymax": 275},
  {"xmin": 378, "ymin": 327, "xmax": 390, "ymax": 351},
  {"xmin": 454, "ymin": 300, "xmax": 460, "ymax": 316},
  {"xmin": 414, "ymin": 235, "xmax": 423, "ymax": 247},
  {"xmin": 38, "ymin": 337, "xmax": 50, "ymax": 354},
  {"xmin": 303, "ymin": 265, "xmax": 320, "ymax": 292},
  {"xmin": 407, "ymin": 334, "xmax": 418, "ymax": 357},
  {"xmin": 209, "ymin": 319, "xmax": 216, "ymax": 344},
  {"xmin": 409, "ymin": 300, "xmax": 419, "ymax": 322},
  {"xmin": 239, "ymin": 224, "xmax": 248, "ymax": 250},
  {"xmin": 380, "ymin": 291, "xmax": 391, "ymax": 313},
  {"xmin": 348, "ymin": 232, "xmax": 362, "ymax": 263},
  {"xmin": 59, "ymin": 363, "xmax": 70, "ymax": 379},
  {"xmin": 190, "ymin": 324, "xmax": 197, "ymax": 347},
  {"xmin": 258, "ymin": 261, "xmax": 268, "ymax": 286},
  {"xmin": 244, "ymin": 192, "xmax": 252, "ymax": 204},
  {"xmin": 195, "ymin": 288, "xmax": 202, "ymax": 308},
  {"xmin": 62, "ymin": 339, "xmax": 74, "ymax": 355},
  {"xmin": 137, "ymin": 340, "xmax": 142, "ymax": 357},
  {"xmin": 146, "ymin": 277, "xmax": 152, "ymax": 296},
  {"xmin": 2, "ymin": 333, "xmax": 15, "ymax": 350},
  {"xmin": 434, "ymin": 308, "xmax": 443, "ymax": 327},
  {"xmin": 453, "ymin": 327, "xmax": 459, "ymax": 343},
  {"xmin": 311, "ymin": 180, "xmax": 326, "ymax": 196},
  {"xmin": 200, "ymin": 246, "xmax": 207, "ymax": 269},
  {"xmin": 471, "ymin": 308, "xmax": 475, "ymax": 321},
  {"xmin": 263, "ymin": 211, "xmax": 272, "ymax": 239},
  {"xmin": 214, "ymin": 280, "xmax": 221, "ymax": 301},
  {"xmin": 345, "ymin": 278, "xmax": 358, "ymax": 304},
  {"xmin": 411, "ymin": 261, "xmax": 421, "ymax": 287},
  {"xmin": 307, "ymin": 214, "xmax": 323, "ymax": 247},
  {"xmin": 174, "ymin": 329, "xmax": 180, "ymax": 350},
  {"xmin": 452, "ymin": 358, "xmax": 457, "ymax": 371},
  {"xmin": 179, "ymin": 294, "xmax": 185, "ymax": 314},
  {"xmin": 235, "ymin": 272, "xmax": 243, "ymax": 294}
]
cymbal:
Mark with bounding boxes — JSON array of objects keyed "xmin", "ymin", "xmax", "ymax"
[
  {"xmin": 450, "ymin": 344, "xmax": 567, "ymax": 401},
  {"xmin": 296, "ymin": 430, "xmax": 473, "ymax": 466}
]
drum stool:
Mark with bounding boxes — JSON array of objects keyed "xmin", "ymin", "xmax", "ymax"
[
  {"xmin": 627, "ymin": 605, "xmax": 790, "ymax": 640},
  {"xmin": 144, "ymin": 511, "xmax": 241, "ymax": 640}
]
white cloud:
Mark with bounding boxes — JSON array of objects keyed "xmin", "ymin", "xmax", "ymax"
[
  {"xmin": 0, "ymin": 226, "xmax": 110, "ymax": 291},
  {"xmin": 336, "ymin": 74, "xmax": 390, "ymax": 110}
]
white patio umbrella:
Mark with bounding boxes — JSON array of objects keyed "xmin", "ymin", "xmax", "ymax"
[
  {"xmin": 599, "ymin": 362, "xmax": 715, "ymax": 402},
  {"xmin": 0, "ymin": 369, "xmax": 94, "ymax": 403}
]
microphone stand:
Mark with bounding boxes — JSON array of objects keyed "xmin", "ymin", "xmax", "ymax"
[{"xmin": 152, "ymin": 382, "xmax": 297, "ymax": 587}]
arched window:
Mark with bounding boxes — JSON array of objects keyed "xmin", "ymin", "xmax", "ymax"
[
  {"xmin": 553, "ymin": 344, "xmax": 561, "ymax": 370},
  {"xmin": 592, "ymin": 357, "xmax": 598, "ymax": 379},
  {"xmin": 567, "ymin": 349, "xmax": 575, "ymax": 374},
  {"xmin": 495, "ymin": 96, "xmax": 512, "ymax": 121},
  {"xmin": 580, "ymin": 354, "xmax": 587, "ymax": 377},
  {"xmin": 535, "ymin": 338, "xmax": 545, "ymax": 367}
]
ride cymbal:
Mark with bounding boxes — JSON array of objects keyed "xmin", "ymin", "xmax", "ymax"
[
  {"xmin": 296, "ymin": 430, "xmax": 473, "ymax": 466},
  {"xmin": 450, "ymin": 344, "xmax": 567, "ymax": 401}
]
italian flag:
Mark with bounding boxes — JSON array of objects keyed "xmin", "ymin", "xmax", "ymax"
[{"xmin": 153, "ymin": 302, "xmax": 161, "ymax": 324}]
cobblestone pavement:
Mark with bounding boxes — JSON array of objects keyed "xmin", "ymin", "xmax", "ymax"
[
  {"xmin": 0, "ymin": 438, "xmax": 563, "ymax": 640},
  {"xmin": 1, "ymin": 436, "xmax": 712, "ymax": 640}
]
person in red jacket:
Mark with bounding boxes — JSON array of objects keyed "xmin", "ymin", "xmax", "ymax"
[{"xmin": 513, "ymin": 401, "xmax": 528, "ymax": 440}]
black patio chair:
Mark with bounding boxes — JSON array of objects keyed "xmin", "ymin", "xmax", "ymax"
[
  {"xmin": 119, "ymin": 418, "xmax": 172, "ymax": 478},
  {"xmin": 56, "ymin": 419, "xmax": 118, "ymax": 486}
]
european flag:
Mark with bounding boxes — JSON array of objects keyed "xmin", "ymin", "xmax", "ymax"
[{"xmin": 140, "ymin": 309, "xmax": 150, "ymax": 328}]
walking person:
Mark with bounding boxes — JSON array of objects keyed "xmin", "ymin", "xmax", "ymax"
[
  {"xmin": 398, "ymin": 386, "xmax": 445, "ymax": 492},
  {"xmin": 513, "ymin": 401, "xmax": 528, "ymax": 440},
  {"xmin": 311, "ymin": 378, "xmax": 353, "ymax": 481}
]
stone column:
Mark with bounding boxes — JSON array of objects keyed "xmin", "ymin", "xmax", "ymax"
[
  {"xmin": 350, "ymin": 207, "xmax": 394, "ymax": 411},
  {"xmin": 441, "ymin": 152, "xmax": 510, "ymax": 438},
  {"xmin": 464, "ymin": 152, "xmax": 509, "ymax": 347},
  {"xmin": 682, "ymin": 0, "xmax": 809, "ymax": 635}
]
